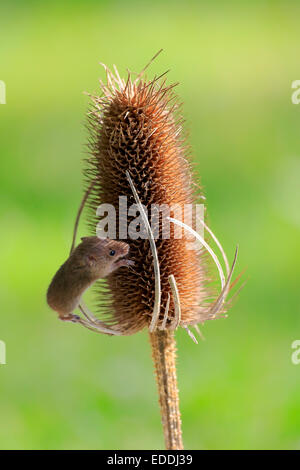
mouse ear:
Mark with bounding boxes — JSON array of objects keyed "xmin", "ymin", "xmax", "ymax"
[{"xmin": 85, "ymin": 253, "xmax": 97, "ymax": 266}]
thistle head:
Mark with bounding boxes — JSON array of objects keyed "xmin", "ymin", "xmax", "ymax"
[{"xmin": 82, "ymin": 60, "xmax": 239, "ymax": 337}]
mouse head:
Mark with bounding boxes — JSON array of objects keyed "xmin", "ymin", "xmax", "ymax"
[{"xmin": 75, "ymin": 236, "xmax": 132, "ymax": 279}]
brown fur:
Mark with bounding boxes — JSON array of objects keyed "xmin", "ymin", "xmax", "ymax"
[{"xmin": 47, "ymin": 236, "xmax": 132, "ymax": 319}]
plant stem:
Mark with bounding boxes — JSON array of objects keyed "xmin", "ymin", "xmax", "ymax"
[{"xmin": 149, "ymin": 329, "xmax": 183, "ymax": 450}]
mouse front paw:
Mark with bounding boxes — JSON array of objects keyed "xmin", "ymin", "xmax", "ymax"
[{"xmin": 59, "ymin": 313, "xmax": 81, "ymax": 323}]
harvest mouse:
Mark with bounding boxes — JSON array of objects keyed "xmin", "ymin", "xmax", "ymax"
[{"xmin": 47, "ymin": 236, "xmax": 134, "ymax": 324}]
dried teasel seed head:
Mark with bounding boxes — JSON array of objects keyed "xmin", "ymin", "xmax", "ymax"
[{"xmin": 84, "ymin": 64, "xmax": 218, "ymax": 335}]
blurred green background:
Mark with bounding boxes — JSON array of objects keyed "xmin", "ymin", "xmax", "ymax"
[{"xmin": 0, "ymin": 0, "xmax": 300, "ymax": 450}]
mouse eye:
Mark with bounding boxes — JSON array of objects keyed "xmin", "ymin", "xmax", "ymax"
[{"xmin": 109, "ymin": 250, "xmax": 116, "ymax": 256}]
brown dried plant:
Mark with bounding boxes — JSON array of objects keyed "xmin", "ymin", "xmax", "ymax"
[{"xmin": 72, "ymin": 53, "xmax": 241, "ymax": 449}]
